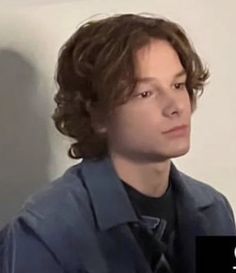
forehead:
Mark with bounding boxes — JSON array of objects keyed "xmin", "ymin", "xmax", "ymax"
[{"xmin": 134, "ymin": 39, "xmax": 184, "ymax": 80}]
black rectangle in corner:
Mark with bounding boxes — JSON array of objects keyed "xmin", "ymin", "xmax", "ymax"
[{"xmin": 196, "ymin": 236, "xmax": 236, "ymax": 273}]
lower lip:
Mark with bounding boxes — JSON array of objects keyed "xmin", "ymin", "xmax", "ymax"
[{"xmin": 163, "ymin": 127, "xmax": 188, "ymax": 137}]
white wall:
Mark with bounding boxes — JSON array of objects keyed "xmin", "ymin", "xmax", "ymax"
[{"xmin": 0, "ymin": 0, "xmax": 235, "ymax": 228}]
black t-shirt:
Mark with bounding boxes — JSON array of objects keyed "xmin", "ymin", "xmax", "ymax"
[{"xmin": 122, "ymin": 179, "xmax": 177, "ymax": 272}]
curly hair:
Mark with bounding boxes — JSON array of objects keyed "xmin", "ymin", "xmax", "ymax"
[{"xmin": 52, "ymin": 13, "xmax": 209, "ymax": 160}]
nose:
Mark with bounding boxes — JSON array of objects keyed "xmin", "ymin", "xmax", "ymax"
[{"xmin": 162, "ymin": 92, "xmax": 184, "ymax": 118}]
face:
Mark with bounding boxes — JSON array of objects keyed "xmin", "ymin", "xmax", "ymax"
[{"xmin": 104, "ymin": 39, "xmax": 192, "ymax": 163}]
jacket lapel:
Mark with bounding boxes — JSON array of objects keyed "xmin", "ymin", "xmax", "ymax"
[
  {"xmin": 170, "ymin": 163, "xmax": 213, "ymax": 272},
  {"xmin": 174, "ymin": 196, "xmax": 210, "ymax": 272},
  {"xmin": 80, "ymin": 157, "xmax": 153, "ymax": 273}
]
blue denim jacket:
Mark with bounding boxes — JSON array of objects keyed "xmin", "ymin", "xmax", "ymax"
[{"xmin": 1, "ymin": 157, "xmax": 235, "ymax": 273}]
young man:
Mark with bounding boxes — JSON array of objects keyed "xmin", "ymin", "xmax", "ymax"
[{"xmin": 1, "ymin": 13, "xmax": 235, "ymax": 273}]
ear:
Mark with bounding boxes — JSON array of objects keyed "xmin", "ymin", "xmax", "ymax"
[
  {"xmin": 93, "ymin": 124, "xmax": 107, "ymax": 134},
  {"xmin": 91, "ymin": 113, "xmax": 108, "ymax": 135},
  {"xmin": 85, "ymin": 100, "xmax": 109, "ymax": 135}
]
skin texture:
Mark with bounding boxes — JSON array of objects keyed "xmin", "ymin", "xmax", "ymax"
[{"xmin": 103, "ymin": 39, "xmax": 192, "ymax": 197}]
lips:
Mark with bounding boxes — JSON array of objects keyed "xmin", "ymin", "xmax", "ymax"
[{"xmin": 162, "ymin": 125, "xmax": 188, "ymax": 134}]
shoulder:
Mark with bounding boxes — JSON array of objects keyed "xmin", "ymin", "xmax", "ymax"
[
  {"xmin": 1, "ymin": 163, "xmax": 90, "ymax": 272},
  {"xmin": 179, "ymin": 171, "xmax": 231, "ymax": 206},
  {"xmin": 178, "ymin": 170, "xmax": 235, "ymax": 228},
  {"xmin": 6, "ymin": 162, "xmax": 94, "ymax": 242},
  {"xmin": 21, "ymin": 162, "xmax": 91, "ymax": 221}
]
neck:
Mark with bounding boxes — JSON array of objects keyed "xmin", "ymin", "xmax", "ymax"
[{"xmin": 109, "ymin": 153, "xmax": 171, "ymax": 198}]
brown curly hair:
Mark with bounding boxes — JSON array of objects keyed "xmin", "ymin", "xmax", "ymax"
[{"xmin": 52, "ymin": 13, "xmax": 209, "ymax": 160}]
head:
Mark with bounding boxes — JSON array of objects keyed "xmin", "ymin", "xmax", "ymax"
[{"xmin": 52, "ymin": 13, "xmax": 209, "ymax": 162}]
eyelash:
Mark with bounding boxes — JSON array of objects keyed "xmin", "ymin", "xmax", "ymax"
[
  {"xmin": 136, "ymin": 90, "xmax": 153, "ymax": 99},
  {"xmin": 174, "ymin": 82, "xmax": 186, "ymax": 90},
  {"xmin": 135, "ymin": 82, "xmax": 186, "ymax": 99}
]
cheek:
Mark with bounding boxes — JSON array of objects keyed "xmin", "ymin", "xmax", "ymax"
[
  {"xmin": 116, "ymin": 106, "xmax": 155, "ymax": 127},
  {"xmin": 108, "ymin": 102, "xmax": 165, "ymax": 138},
  {"xmin": 110, "ymin": 110, "xmax": 162, "ymax": 142},
  {"xmin": 181, "ymin": 92, "xmax": 192, "ymax": 116},
  {"xmin": 187, "ymin": 98, "xmax": 192, "ymax": 116}
]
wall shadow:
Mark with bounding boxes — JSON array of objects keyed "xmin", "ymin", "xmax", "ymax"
[{"xmin": 0, "ymin": 49, "xmax": 50, "ymax": 229}]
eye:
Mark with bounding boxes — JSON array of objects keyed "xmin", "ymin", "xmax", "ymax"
[
  {"xmin": 174, "ymin": 82, "xmax": 186, "ymax": 90},
  {"xmin": 136, "ymin": 91, "xmax": 153, "ymax": 99}
]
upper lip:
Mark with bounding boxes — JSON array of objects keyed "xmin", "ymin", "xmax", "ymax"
[{"xmin": 162, "ymin": 125, "xmax": 188, "ymax": 134}]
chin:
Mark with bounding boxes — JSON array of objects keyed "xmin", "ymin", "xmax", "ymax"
[{"xmin": 168, "ymin": 144, "xmax": 190, "ymax": 159}]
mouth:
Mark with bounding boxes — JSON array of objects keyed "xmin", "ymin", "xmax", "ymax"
[{"xmin": 162, "ymin": 125, "xmax": 189, "ymax": 137}]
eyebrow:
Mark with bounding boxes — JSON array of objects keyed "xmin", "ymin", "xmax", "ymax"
[
  {"xmin": 135, "ymin": 69, "xmax": 187, "ymax": 83},
  {"xmin": 174, "ymin": 69, "xmax": 187, "ymax": 79}
]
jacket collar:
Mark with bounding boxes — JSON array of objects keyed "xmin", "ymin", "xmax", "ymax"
[
  {"xmin": 169, "ymin": 162, "xmax": 215, "ymax": 209},
  {"xmin": 80, "ymin": 156, "xmax": 138, "ymax": 230},
  {"xmin": 79, "ymin": 156, "xmax": 214, "ymax": 231}
]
